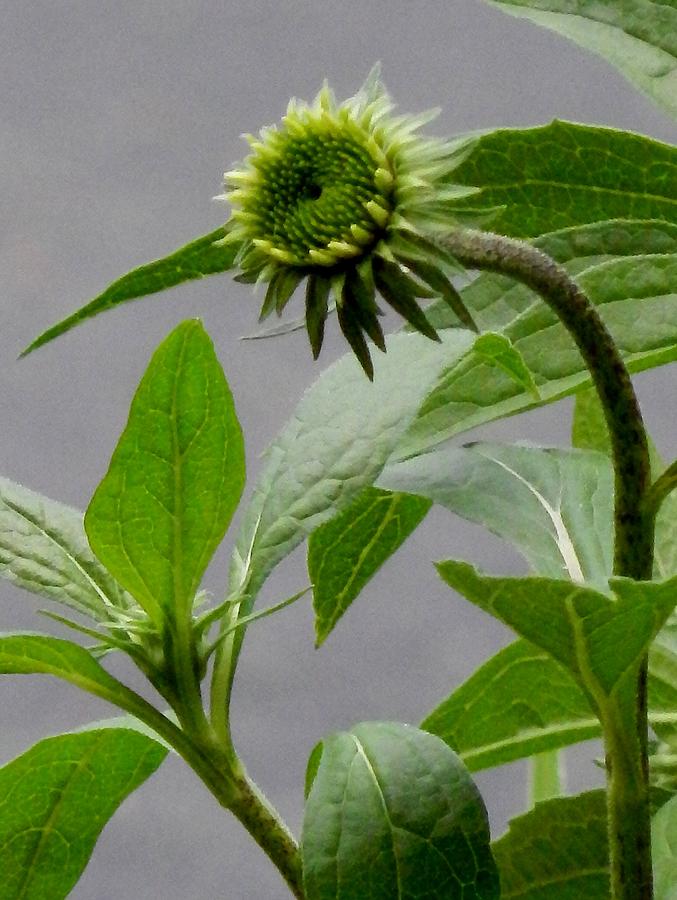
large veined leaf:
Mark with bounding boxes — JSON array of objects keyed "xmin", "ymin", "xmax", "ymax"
[
  {"xmin": 491, "ymin": 791, "xmax": 609, "ymax": 899},
  {"xmin": 86, "ymin": 320, "xmax": 245, "ymax": 627},
  {"xmin": 229, "ymin": 330, "xmax": 472, "ymax": 601},
  {"xmin": 302, "ymin": 722, "xmax": 500, "ymax": 899},
  {"xmin": 0, "ymin": 729, "xmax": 166, "ymax": 900},
  {"xmin": 0, "ymin": 478, "xmax": 129, "ymax": 618},
  {"xmin": 436, "ymin": 562, "xmax": 677, "ymax": 702},
  {"xmin": 307, "ymin": 487, "xmax": 431, "ymax": 646},
  {"xmin": 421, "ymin": 635, "xmax": 677, "ymax": 771},
  {"xmin": 22, "ymin": 227, "xmax": 236, "ymax": 356},
  {"xmin": 426, "ymin": 219, "xmax": 677, "ymax": 332},
  {"xmin": 447, "ymin": 124, "xmax": 677, "ymax": 239},
  {"xmin": 652, "ymin": 794, "xmax": 677, "ymax": 900},
  {"xmin": 483, "ymin": 0, "xmax": 677, "ymax": 120},
  {"xmin": 421, "ymin": 639, "xmax": 599, "ymax": 771},
  {"xmin": 379, "ymin": 442, "xmax": 613, "ymax": 588},
  {"xmin": 398, "ymin": 244, "xmax": 677, "ymax": 459}
]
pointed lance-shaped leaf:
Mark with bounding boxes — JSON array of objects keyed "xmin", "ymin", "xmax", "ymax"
[{"xmin": 22, "ymin": 228, "xmax": 238, "ymax": 356}]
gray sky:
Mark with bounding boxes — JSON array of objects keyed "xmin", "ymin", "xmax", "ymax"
[{"xmin": 2, "ymin": 2, "xmax": 676, "ymax": 897}]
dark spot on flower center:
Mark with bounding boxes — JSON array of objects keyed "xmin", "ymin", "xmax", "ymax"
[{"xmin": 306, "ymin": 183, "xmax": 322, "ymax": 201}]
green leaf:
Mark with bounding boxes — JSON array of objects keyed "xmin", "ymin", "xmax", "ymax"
[
  {"xmin": 0, "ymin": 478, "xmax": 129, "ymax": 618},
  {"xmin": 308, "ymin": 487, "xmax": 431, "ymax": 646},
  {"xmin": 422, "ymin": 639, "xmax": 599, "ymax": 771},
  {"xmin": 649, "ymin": 639, "xmax": 677, "ymax": 744},
  {"xmin": 0, "ymin": 729, "xmax": 166, "ymax": 900},
  {"xmin": 422, "ymin": 634, "xmax": 677, "ymax": 772},
  {"xmin": 447, "ymin": 124, "xmax": 677, "ymax": 239},
  {"xmin": 380, "ymin": 442, "xmax": 613, "ymax": 588},
  {"xmin": 86, "ymin": 320, "xmax": 245, "ymax": 625},
  {"xmin": 652, "ymin": 794, "xmax": 677, "ymax": 900},
  {"xmin": 483, "ymin": 1, "xmax": 677, "ymax": 121},
  {"xmin": 436, "ymin": 562, "xmax": 677, "ymax": 701},
  {"xmin": 302, "ymin": 722, "xmax": 500, "ymax": 900},
  {"xmin": 491, "ymin": 791, "xmax": 609, "ymax": 899},
  {"xmin": 399, "ymin": 241, "xmax": 677, "ymax": 459},
  {"xmin": 425, "ymin": 219, "xmax": 677, "ymax": 333},
  {"xmin": 22, "ymin": 227, "xmax": 236, "ymax": 356},
  {"xmin": 472, "ymin": 332, "xmax": 540, "ymax": 400},
  {"xmin": 230, "ymin": 330, "xmax": 473, "ymax": 602},
  {"xmin": 0, "ymin": 632, "xmax": 157, "ymax": 713}
]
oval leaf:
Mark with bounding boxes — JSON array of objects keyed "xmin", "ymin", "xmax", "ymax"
[
  {"xmin": 302, "ymin": 721, "xmax": 500, "ymax": 899},
  {"xmin": 85, "ymin": 320, "xmax": 245, "ymax": 625},
  {"xmin": 652, "ymin": 794, "xmax": 677, "ymax": 900},
  {"xmin": 0, "ymin": 729, "xmax": 166, "ymax": 900}
]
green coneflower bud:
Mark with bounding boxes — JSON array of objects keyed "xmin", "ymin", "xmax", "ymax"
[{"xmin": 218, "ymin": 66, "xmax": 478, "ymax": 378}]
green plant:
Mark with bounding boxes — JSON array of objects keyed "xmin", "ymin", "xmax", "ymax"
[{"xmin": 3, "ymin": 3, "xmax": 677, "ymax": 899}]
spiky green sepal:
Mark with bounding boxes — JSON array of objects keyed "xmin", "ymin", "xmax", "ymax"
[{"xmin": 219, "ymin": 67, "xmax": 479, "ymax": 376}]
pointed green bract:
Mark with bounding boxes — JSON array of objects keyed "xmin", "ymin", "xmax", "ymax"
[
  {"xmin": 85, "ymin": 320, "xmax": 245, "ymax": 626},
  {"xmin": 483, "ymin": 1, "xmax": 677, "ymax": 120},
  {"xmin": 0, "ymin": 729, "xmax": 166, "ymax": 900},
  {"xmin": 380, "ymin": 442, "xmax": 613, "ymax": 587},
  {"xmin": 308, "ymin": 487, "xmax": 431, "ymax": 646},
  {"xmin": 22, "ymin": 228, "xmax": 236, "ymax": 356},
  {"xmin": 492, "ymin": 791, "xmax": 609, "ymax": 899},
  {"xmin": 302, "ymin": 722, "xmax": 500, "ymax": 899}
]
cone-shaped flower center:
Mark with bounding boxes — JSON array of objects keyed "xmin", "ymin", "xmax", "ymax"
[{"xmin": 246, "ymin": 128, "xmax": 388, "ymax": 264}]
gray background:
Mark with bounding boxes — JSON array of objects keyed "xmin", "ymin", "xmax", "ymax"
[{"xmin": 2, "ymin": 2, "xmax": 676, "ymax": 897}]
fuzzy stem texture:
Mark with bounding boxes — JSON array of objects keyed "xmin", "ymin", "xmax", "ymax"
[{"xmin": 442, "ymin": 227, "xmax": 655, "ymax": 900}]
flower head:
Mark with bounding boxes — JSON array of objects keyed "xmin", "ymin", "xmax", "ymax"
[{"xmin": 219, "ymin": 67, "xmax": 477, "ymax": 377}]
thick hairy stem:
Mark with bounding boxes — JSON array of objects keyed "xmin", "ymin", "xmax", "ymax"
[
  {"xmin": 227, "ymin": 769, "xmax": 305, "ymax": 899},
  {"xmin": 442, "ymin": 227, "xmax": 655, "ymax": 899}
]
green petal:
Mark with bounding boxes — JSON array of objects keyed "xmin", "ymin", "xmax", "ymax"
[
  {"xmin": 373, "ymin": 258, "xmax": 440, "ymax": 342},
  {"xmin": 402, "ymin": 258, "xmax": 478, "ymax": 332},
  {"xmin": 390, "ymin": 228, "xmax": 465, "ymax": 275},
  {"xmin": 305, "ymin": 275, "xmax": 331, "ymax": 359},
  {"xmin": 344, "ymin": 271, "xmax": 386, "ymax": 352},
  {"xmin": 337, "ymin": 298, "xmax": 374, "ymax": 379}
]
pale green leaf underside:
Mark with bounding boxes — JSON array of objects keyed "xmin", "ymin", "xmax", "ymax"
[
  {"xmin": 652, "ymin": 794, "xmax": 677, "ymax": 900},
  {"xmin": 379, "ymin": 442, "xmax": 613, "ymax": 588},
  {"xmin": 22, "ymin": 227, "xmax": 235, "ymax": 356},
  {"xmin": 308, "ymin": 487, "xmax": 431, "ymax": 646},
  {"xmin": 492, "ymin": 791, "xmax": 609, "ymax": 899},
  {"xmin": 484, "ymin": 0, "xmax": 677, "ymax": 120},
  {"xmin": 230, "ymin": 330, "xmax": 473, "ymax": 602},
  {"xmin": 0, "ymin": 477, "xmax": 130, "ymax": 618},
  {"xmin": 302, "ymin": 722, "xmax": 500, "ymax": 899},
  {"xmin": 0, "ymin": 729, "xmax": 166, "ymax": 900},
  {"xmin": 86, "ymin": 320, "xmax": 245, "ymax": 625}
]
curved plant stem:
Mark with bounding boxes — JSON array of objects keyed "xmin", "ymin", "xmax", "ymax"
[{"xmin": 442, "ymin": 227, "xmax": 655, "ymax": 900}]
